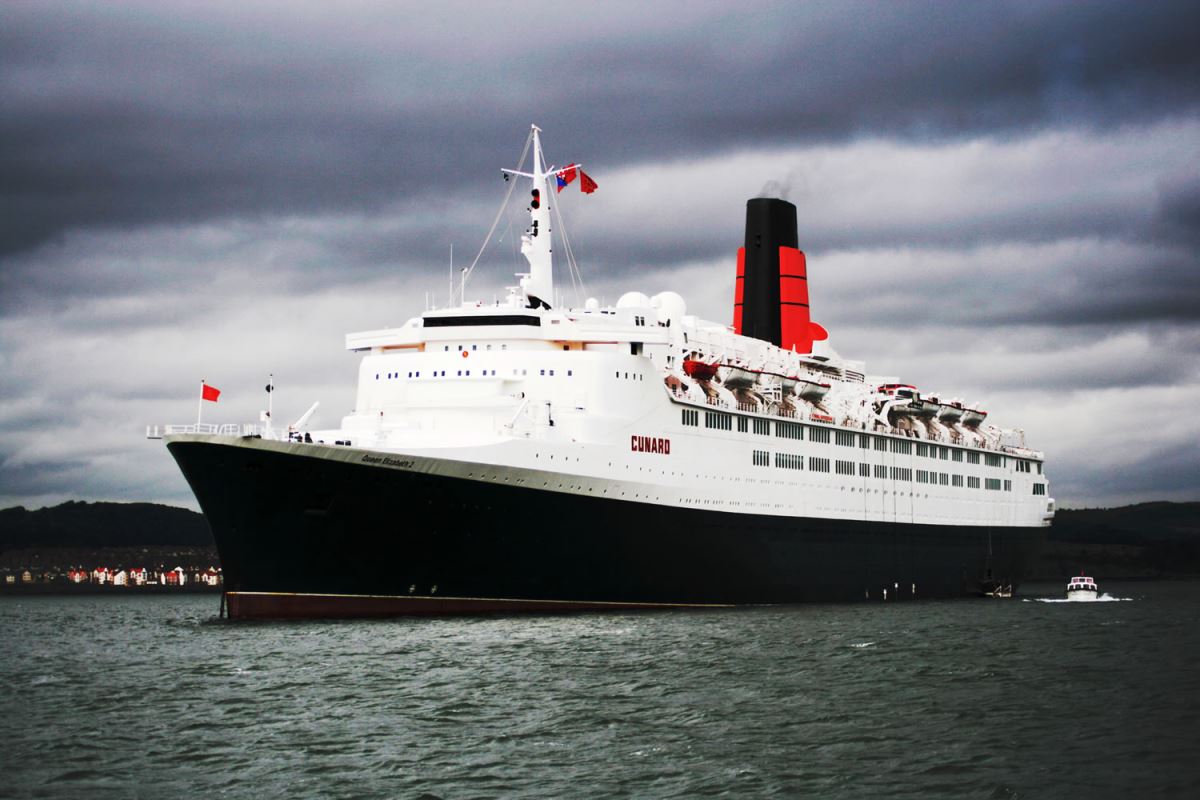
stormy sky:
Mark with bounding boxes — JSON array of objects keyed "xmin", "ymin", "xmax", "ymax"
[{"xmin": 2, "ymin": 0, "xmax": 1197, "ymax": 510}]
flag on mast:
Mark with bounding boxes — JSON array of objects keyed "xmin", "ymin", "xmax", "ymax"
[
  {"xmin": 579, "ymin": 169, "xmax": 598, "ymax": 194},
  {"xmin": 201, "ymin": 383, "xmax": 221, "ymax": 402},
  {"xmin": 555, "ymin": 163, "xmax": 578, "ymax": 193}
]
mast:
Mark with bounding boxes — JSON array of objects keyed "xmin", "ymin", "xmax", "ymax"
[{"xmin": 518, "ymin": 125, "xmax": 553, "ymax": 308}]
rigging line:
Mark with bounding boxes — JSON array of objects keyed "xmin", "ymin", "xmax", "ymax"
[
  {"xmin": 457, "ymin": 129, "xmax": 534, "ymax": 304},
  {"xmin": 551, "ymin": 192, "xmax": 587, "ymax": 305}
]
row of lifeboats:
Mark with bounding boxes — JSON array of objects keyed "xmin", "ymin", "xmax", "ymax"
[
  {"xmin": 875, "ymin": 384, "xmax": 987, "ymax": 427},
  {"xmin": 683, "ymin": 359, "xmax": 832, "ymax": 402}
]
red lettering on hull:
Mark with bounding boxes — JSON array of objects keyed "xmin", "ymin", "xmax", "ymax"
[{"xmin": 631, "ymin": 435, "xmax": 671, "ymax": 455}]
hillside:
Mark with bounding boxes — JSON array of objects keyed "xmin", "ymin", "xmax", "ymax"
[{"xmin": 0, "ymin": 501, "xmax": 212, "ymax": 550}]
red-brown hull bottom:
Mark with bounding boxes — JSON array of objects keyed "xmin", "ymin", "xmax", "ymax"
[{"xmin": 224, "ymin": 591, "xmax": 731, "ymax": 620}]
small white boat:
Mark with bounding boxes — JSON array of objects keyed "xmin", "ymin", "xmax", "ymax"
[{"xmin": 1066, "ymin": 574, "xmax": 1099, "ymax": 601}]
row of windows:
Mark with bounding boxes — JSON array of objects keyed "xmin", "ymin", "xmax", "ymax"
[
  {"xmin": 776, "ymin": 452, "xmax": 803, "ymax": 470},
  {"xmin": 747, "ymin": 454, "xmax": 1030, "ymax": 492},
  {"xmin": 679, "ymin": 406, "xmax": 1041, "ymax": 471},
  {"xmin": 777, "ymin": 421, "xmax": 803, "ymax": 440},
  {"xmin": 1033, "ymin": 483, "xmax": 1046, "ymax": 495},
  {"xmin": 705, "ymin": 411, "xmax": 733, "ymax": 431},
  {"xmin": 376, "ymin": 367, "xmax": 573, "ymax": 380},
  {"xmin": 615, "ymin": 371, "xmax": 644, "ymax": 381}
]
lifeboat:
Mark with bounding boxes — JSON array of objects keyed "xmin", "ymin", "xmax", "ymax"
[
  {"xmin": 935, "ymin": 399, "xmax": 965, "ymax": 423},
  {"xmin": 878, "ymin": 384, "xmax": 935, "ymax": 416},
  {"xmin": 961, "ymin": 406, "xmax": 988, "ymax": 427},
  {"xmin": 795, "ymin": 379, "xmax": 831, "ymax": 402},
  {"xmin": 718, "ymin": 364, "xmax": 759, "ymax": 389},
  {"xmin": 682, "ymin": 359, "xmax": 719, "ymax": 381}
]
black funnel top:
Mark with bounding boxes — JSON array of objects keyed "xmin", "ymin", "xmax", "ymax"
[{"xmin": 741, "ymin": 198, "xmax": 798, "ymax": 346}]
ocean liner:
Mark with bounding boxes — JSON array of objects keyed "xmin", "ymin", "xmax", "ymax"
[{"xmin": 152, "ymin": 126, "xmax": 1055, "ymax": 619}]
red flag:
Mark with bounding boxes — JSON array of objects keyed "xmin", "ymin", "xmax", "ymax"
[
  {"xmin": 201, "ymin": 383, "xmax": 221, "ymax": 402},
  {"xmin": 555, "ymin": 163, "xmax": 578, "ymax": 193},
  {"xmin": 579, "ymin": 170, "xmax": 597, "ymax": 194}
]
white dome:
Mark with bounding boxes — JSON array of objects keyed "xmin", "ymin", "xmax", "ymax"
[
  {"xmin": 650, "ymin": 291, "xmax": 686, "ymax": 324},
  {"xmin": 616, "ymin": 291, "xmax": 651, "ymax": 309},
  {"xmin": 584, "ymin": 297, "xmax": 600, "ymax": 311}
]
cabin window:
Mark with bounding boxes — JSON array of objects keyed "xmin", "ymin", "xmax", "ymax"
[
  {"xmin": 967, "ymin": 451, "xmax": 981, "ymax": 464},
  {"xmin": 682, "ymin": 409, "xmax": 699, "ymax": 426},
  {"xmin": 753, "ymin": 450, "xmax": 770, "ymax": 467},
  {"xmin": 1033, "ymin": 483, "xmax": 1046, "ymax": 495},
  {"xmin": 859, "ymin": 463, "xmax": 870, "ymax": 477},
  {"xmin": 952, "ymin": 449, "xmax": 964, "ymax": 462},
  {"xmin": 737, "ymin": 416, "xmax": 749, "ymax": 433},
  {"xmin": 807, "ymin": 426, "xmax": 831, "ymax": 444},
  {"xmin": 952, "ymin": 474, "xmax": 964, "ymax": 487},
  {"xmin": 836, "ymin": 431, "xmax": 856, "ymax": 447},
  {"xmin": 968, "ymin": 476, "xmax": 981, "ymax": 488},
  {"xmin": 808, "ymin": 457, "xmax": 830, "ymax": 473},
  {"xmin": 874, "ymin": 436, "xmax": 887, "ymax": 452},
  {"xmin": 835, "ymin": 460, "xmax": 855, "ymax": 475},
  {"xmin": 776, "ymin": 421, "xmax": 803, "ymax": 440},
  {"xmin": 753, "ymin": 418, "xmax": 770, "ymax": 435},
  {"xmin": 874, "ymin": 465, "xmax": 887, "ymax": 479}
]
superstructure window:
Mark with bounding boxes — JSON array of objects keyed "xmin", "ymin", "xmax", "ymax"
[
  {"xmin": 705, "ymin": 411, "xmax": 733, "ymax": 431},
  {"xmin": 952, "ymin": 449, "xmax": 964, "ymax": 462},
  {"xmin": 752, "ymin": 450, "xmax": 770, "ymax": 467},
  {"xmin": 808, "ymin": 426, "xmax": 831, "ymax": 444},
  {"xmin": 835, "ymin": 460, "xmax": 856, "ymax": 475},
  {"xmin": 1004, "ymin": 479, "xmax": 1012, "ymax": 491},
  {"xmin": 952, "ymin": 474, "xmax": 964, "ymax": 487},
  {"xmin": 916, "ymin": 443, "xmax": 929, "ymax": 457},
  {"xmin": 890, "ymin": 467, "xmax": 912, "ymax": 481},
  {"xmin": 859, "ymin": 463, "xmax": 870, "ymax": 477},
  {"xmin": 753, "ymin": 419, "xmax": 770, "ymax": 435},
  {"xmin": 939, "ymin": 473, "xmax": 949, "ymax": 485},
  {"xmin": 835, "ymin": 431, "xmax": 857, "ymax": 447},
  {"xmin": 967, "ymin": 452, "xmax": 981, "ymax": 464},
  {"xmin": 1033, "ymin": 483, "xmax": 1046, "ymax": 495},
  {"xmin": 874, "ymin": 436, "xmax": 887, "ymax": 452},
  {"xmin": 775, "ymin": 452, "xmax": 803, "ymax": 470},
  {"xmin": 890, "ymin": 439, "xmax": 912, "ymax": 455},
  {"xmin": 808, "ymin": 457, "xmax": 830, "ymax": 473},
  {"xmin": 737, "ymin": 417, "xmax": 749, "ymax": 433},
  {"xmin": 939, "ymin": 447, "xmax": 949, "ymax": 460},
  {"xmin": 776, "ymin": 421, "xmax": 803, "ymax": 440},
  {"xmin": 874, "ymin": 465, "xmax": 887, "ymax": 479},
  {"xmin": 985, "ymin": 453, "xmax": 1005, "ymax": 468},
  {"xmin": 985, "ymin": 478, "xmax": 1002, "ymax": 491},
  {"xmin": 681, "ymin": 409, "xmax": 699, "ymax": 427},
  {"xmin": 968, "ymin": 476, "xmax": 981, "ymax": 489}
]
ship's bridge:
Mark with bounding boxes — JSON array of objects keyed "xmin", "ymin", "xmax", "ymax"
[{"xmin": 340, "ymin": 296, "xmax": 684, "ymax": 448}]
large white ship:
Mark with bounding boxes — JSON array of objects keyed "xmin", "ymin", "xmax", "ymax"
[{"xmin": 155, "ymin": 126, "xmax": 1055, "ymax": 618}]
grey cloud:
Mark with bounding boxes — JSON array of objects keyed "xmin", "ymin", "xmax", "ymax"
[{"xmin": 3, "ymin": 1, "xmax": 1199, "ymax": 258}]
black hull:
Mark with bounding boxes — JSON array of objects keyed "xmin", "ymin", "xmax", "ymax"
[{"xmin": 169, "ymin": 439, "xmax": 1046, "ymax": 619}]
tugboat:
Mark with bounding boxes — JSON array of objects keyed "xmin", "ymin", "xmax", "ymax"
[{"xmin": 1066, "ymin": 573, "xmax": 1099, "ymax": 601}]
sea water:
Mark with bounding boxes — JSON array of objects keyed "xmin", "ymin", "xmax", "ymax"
[{"xmin": 2, "ymin": 582, "xmax": 1197, "ymax": 799}]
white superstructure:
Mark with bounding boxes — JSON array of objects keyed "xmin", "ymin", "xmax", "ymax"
[{"xmin": 297, "ymin": 125, "xmax": 1056, "ymax": 531}]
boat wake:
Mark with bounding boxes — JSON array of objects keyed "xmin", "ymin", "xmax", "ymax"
[{"xmin": 1023, "ymin": 594, "xmax": 1132, "ymax": 603}]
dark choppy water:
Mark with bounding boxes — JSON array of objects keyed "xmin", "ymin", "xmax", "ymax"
[{"xmin": 2, "ymin": 583, "xmax": 1198, "ymax": 799}]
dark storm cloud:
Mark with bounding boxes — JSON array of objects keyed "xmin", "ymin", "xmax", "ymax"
[{"xmin": 3, "ymin": 0, "xmax": 1199, "ymax": 259}]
